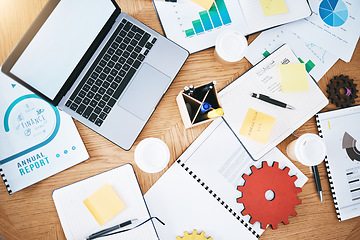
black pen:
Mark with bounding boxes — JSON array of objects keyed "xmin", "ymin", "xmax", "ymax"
[
  {"xmin": 312, "ymin": 165, "xmax": 323, "ymax": 202},
  {"xmin": 87, "ymin": 219, "xmax": 138, "ymax": 240},
  {"xmin": 251, "ymin": 93, "xmax": 295, "ymax": 110}
]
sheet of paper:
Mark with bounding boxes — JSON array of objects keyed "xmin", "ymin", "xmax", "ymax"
[
  {"xmin": 238, "ymin": 0, "xmax": 311, "ymax": 34},
  {"xmin": 239, "ymin": 108, "xmax": 276, "ymax": 144},
  {"xmin": 279, "ymin": 63, "xmax": 309, "ymax": 92},
  {"xmin": 190, "ymin": 0, "xmax": 215, "ymax": 10},
  {"xmin": 259, "ymin": 0, "xmax": 288, "ymax": 16},
  {"xmin": 244, "ymin": 26, "xmax": 339, "ymax": 82},
  {"xmin": 83, "ymin": 183, "xmax": 126, "ymax": 226},
  {"xmin": 283, "ymin": 0, "xmax": 360, "ymax": 62}
]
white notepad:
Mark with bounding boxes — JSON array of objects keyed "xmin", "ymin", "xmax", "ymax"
[
  {"xmin": 145, "ymin": 118, "xmax": 308, "ymax": 239},
  {"xmin": 219, "ymin": 44, "xmax": 329, "ymax": 160},
  {"xmin": 52, "ymin": 164, "xmax": 158, "ymax": 240}
]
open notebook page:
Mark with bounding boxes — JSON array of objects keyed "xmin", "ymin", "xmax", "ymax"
[
  {"xmin": 145, "ymin": 118, "xmax": 307, "ymax": 239},
  {"xmin": 52, "ymin": 164, "xmax": 157, "ymax": 240},
  {"xmin": 238, "ymin": 0, "xmax": 311, "ymax": 34},
  {"xmin": 219, "ymin": 44, "xmax": 328, "ymax": 159}
]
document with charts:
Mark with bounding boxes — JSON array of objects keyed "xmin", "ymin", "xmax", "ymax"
[
  {"xmin": 145, "ymin": 118, "xmax": 308, "ymax": 239},
  {"xmin": 0, "ymin": 72, "xmax": 89, "ymax": 194},
  {"xmin": 283, "ymin": 0, "xmax": 360, "ymax": 62},
  {"xmin": 218, "ymin": 44, "xmax": 328, "ymax": 160},
  {"xmin": 152, "ymin": 0, "xmax": 311, "ymax": 53},
  {"xmin": 244, "ymin": 26, "xmax": 339, "ymax": 82},
  {"xmin": 316, "ymin": 105, "xmax": 360, "ymax": 221}
]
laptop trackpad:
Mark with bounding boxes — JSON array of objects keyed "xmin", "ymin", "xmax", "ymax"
[{"xmin": 117, "ymin": 63, "xmax": 171, "ymax": 121}]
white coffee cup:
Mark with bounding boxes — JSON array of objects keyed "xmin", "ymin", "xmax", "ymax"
[
  {"xmin": 286, "ymin": 133, "xmax": 326, "ymax": 166},
  {"xmin": 134, "ymin": 138, "xmax": 170, "ymax": 173},
  {"xmin": 214, "ymin": 30, "xmax": 248, "ymax": 64}
]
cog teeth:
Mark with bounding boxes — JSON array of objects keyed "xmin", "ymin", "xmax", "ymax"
[
  {"xmin": 296, "ymin": 198, "xmax": 302, "ymax": 205},
  {"xmin": 200, "ymin": 231, "xmax": 205, "ymax": 237},
  {"xmin": 271, "ymin": 223, "xmax": 278, "ymax": 230},
  {"xmin": 282, "ymin": 218, "xmax": 289, "ymax": 225},
  {"xmin": 236, "ymin": 197, "xmax": 243, "ymax": 203},
  {"xmin": 249, "ymin": 218, "xmax": 256, "ymax": 224},
  {"xmin": 250, "ymin": 165, "xmax": 257, "ymax": 172},
  {"xmin": 241, "ymin": 209, "xmax": 249, "ymax": 216},
  {"xmin": 272, "ymin": 161, "xmax": 279, "ymax": 168},
  {"xmin": 296, "ymin": 187, "xmax": 302, "ymax": 193},
  {"xmin": 291, "ymin": 175, "xmax": 298, "ymax": 182},
  {"xmin": 237, "ymin": 185, "xmax": 244, "ymax": 191},
  {"xmin": 242, "ymin": 174, "xmax": 249, "ymax": 181},
  {"xmin": 283, "ymin": 166, "xmax": 290, "ymax": 174},
  {"xmin": 291, "ymin": 210, "xmax": 297, "ymax": 216},
  {"xmin": 262, "ymin": 161, "xmax": 269, "ymax": 168}
]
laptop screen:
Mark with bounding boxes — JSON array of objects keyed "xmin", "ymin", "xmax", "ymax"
[{"xmin": 8, "ymin": 0, "xmax": 116, "ymax": 101}]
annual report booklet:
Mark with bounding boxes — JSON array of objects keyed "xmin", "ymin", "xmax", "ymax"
[
  {"xmin": 0, "ymin": 72, "xmax": 89, "ymax": 194},
  {"xmin": 152, "ymin": 0, "xmax": 311, "ymax": 53},
  {"xmin": 316, "ymin": 105, "xmax": 360, "ymax": 221},
  {"xmin": 145, "ymin": 118, "xmax": 308, "ymax": 239},
  {"xmin": 218, "ymin": 44, "xmax": 329, "ymax": 160}
]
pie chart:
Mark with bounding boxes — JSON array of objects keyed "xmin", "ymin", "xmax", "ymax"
[{"xmin": 319, "ymin": 0, "xmax": 348, "ymax": 27}]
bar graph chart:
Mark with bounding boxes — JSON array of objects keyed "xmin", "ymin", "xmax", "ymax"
[{"xmin": 185, "ymin": 0, "xmax": 232, "ymax": 37}]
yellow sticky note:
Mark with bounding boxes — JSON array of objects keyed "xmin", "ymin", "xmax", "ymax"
[
  {"xmin": 259, "ymin": 0, "xmax": 288, "ymax": 16},
  {"xmin": 190, "ymin": 0, "xmax": 215, "ymax": 10},
  {"xmin": 83, "ymin": 183, "xmax": 126, "ymax": 226},
  {"xmin": 239, "ymin": 108, "xmax": 276, "ymax": 144},
  {"xmin": 279, "ymin": 63, "xmax": 309, "ymax": 92}
]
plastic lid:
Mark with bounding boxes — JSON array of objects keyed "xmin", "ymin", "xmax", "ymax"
[
  {"xmin": 134, "ymin": 138, "xmax": 170, "ymax": 173},
  {"xmin": 215, "ymin": 30, "xmax": 248, "ymax": 62},
  {"xmin": 294, "ymin": 133, "xmax": 326, "ymax": 166}
]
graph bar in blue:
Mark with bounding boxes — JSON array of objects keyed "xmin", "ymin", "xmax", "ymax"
[
  {"xmin": 192, "ymin": 19, "xmax": 204, "ymax": 34},
  {"xmin": 208, "ymin": 4, "xmax": 222, "ymax": 28},
  {"xmin": 215, "ymin": 0, "xmax": 231, "ymax": 25},
  {"xmin": 199, "ymin": 11, "xmax": 213, "ymax": 31}
]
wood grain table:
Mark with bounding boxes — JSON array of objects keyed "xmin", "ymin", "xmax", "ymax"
[{"xmin": 0, "ymin": 1, "xmax": 359, "ymax": 239}]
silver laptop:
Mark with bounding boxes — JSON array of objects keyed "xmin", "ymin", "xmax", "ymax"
[{"xmin": 1, "ymin": 0, "xmax": 189, "ymax": 150}]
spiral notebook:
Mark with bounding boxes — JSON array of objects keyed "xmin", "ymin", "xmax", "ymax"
[
  {"xmin": 0, "ymin": 72, "xmax": 89, "ymax": 194},
  {"xmin": 145, "ymin": 118, "xmax": 307, "ymax": 239},
  {"xmin": 316, "ymin": 105, "xmax": 360, "ymax": 221}
]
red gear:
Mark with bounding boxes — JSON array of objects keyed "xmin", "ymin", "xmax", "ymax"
[{"xmin": 237, "ymin": 161, "xmax": 302, "ymax": 230}]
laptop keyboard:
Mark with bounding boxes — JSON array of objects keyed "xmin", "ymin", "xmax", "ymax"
[{"xmin": 65, "ymin": 18, "xmax": 157, "ymax": 127}]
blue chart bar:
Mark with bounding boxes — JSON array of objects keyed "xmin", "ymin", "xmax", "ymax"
[
  {"xmin": 209, "ymin": 4, "xmax": 222, "ymax": 28},
  {"xmin": 216, "ymin": 0, "xmax": 231, "ymax": 25},
  {"xmin": 199, "ymin": 11, "xmax": 213, "ymax": 31},
  {"xmin": 192, "ymin": 20, "xmax": 204, "ymax": 34}
]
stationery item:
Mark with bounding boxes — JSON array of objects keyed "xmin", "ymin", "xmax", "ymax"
[
  {"xmin": 1, "ymin": 0, "xmax": 189, "ymax": 151},
  {"xmin": 134, "ymin": 138, "xmax": 170, "ymax": 173},
  {"xmin": 214, "ymin": 30, "xmax": 248, "ymax": 64},
  {"xmin": 152, "ymin": 0, "xmax": 311, "ymax": 53},
  {"xmin": 278, "ymin": 63, "xmax": 309, "ymax": 92},
  {"xmin": 239, "ymin": 108, "xmax": 276, "ymax": 144},
  {"xmin": 0, "ymin": 72, "xmax": 89, "ymax": 194},
  {"xmin": 251, "ymin": 93, "xmax": 295, "ymax": 110},
  {"xmin": 311, "ymin": 165, "xmax": 323, "ymax": 202},
  {"xmin": 286, "ymin": 133, "xmax": 326, "ymax": 166},
  {"xmin": 52, "ymin": 164, "xmax": 158, "ymax": 239},
  {"xmin": 190, "ymin": 0, "xmax": 215, "ymax": 10},
  {"xmin": 283, "ymin": 0, "xmax": 360, "ymax": 62},
  {"xmin": 145, "ymin": 118, "xmax": 308, "ymax": 239},
  {"xmin": 218, "ymin": 44, "xmax": 328, "ymax": 160},
  {"xmin": 83, "ymin": 183, "xmax": 126, "ymax": 226},
  {"xmin": 87, "ymin": 219, "xmax": 138, "ymax": 240},
  {"xmin": 316, "ymin": 105, "xmax": 360, "ymax": 221},
  {"xmin": 244, "ymin": 26, "xmax": 339, "ymax": 82},
  {"xmin": 259, "ymin": 0, "xmax": 288, "ymax": 16},
  {"xmin": 176, "ymin": 82, "xmax": 222, "ymax": 128}
]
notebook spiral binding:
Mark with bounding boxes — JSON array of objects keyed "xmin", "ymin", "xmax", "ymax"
[
  {"xmin": 0, "ymin": 167, "xmax": 12, "ymax": 195},
  {"xmin": 315, "ymin": 114, "xmax": 341, "ymax": 221},
  {"xmin": 176, "ymin": 159, "xmax": 260, "ymax": 238}
]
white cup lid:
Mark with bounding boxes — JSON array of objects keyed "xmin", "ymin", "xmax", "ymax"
[
  {"xmin": 295, "ymin": 133, "xmax": 326, "ymax": 166},
  {"xmin": 134, "ymin": 138, "xmax": 170, "ymax": 173},
  {"xmin": 215, "ymin": 30, "xmax": 248, "ymax": 62}
]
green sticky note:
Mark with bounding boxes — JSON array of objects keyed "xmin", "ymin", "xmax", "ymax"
[
  {"xmin": 279, "ymin": 63, "xmax": 309, "ymax": 92},
  {"xmin": 259, "ymin": 0, "xmax": 288, "ymax": 16}
]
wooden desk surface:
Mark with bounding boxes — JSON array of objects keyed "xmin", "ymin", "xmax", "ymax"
[{"xmin": 0, "ymin": 1, "xmax": 359, "ymax": 239}]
